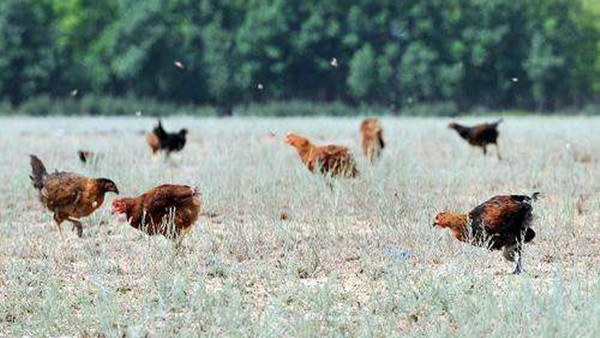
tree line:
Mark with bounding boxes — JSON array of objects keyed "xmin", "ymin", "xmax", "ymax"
[{"xmin": 1, "ymin": 0, "xmax": 599, "ymax": 115}]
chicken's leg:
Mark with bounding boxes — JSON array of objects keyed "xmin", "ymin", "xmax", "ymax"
[
  {"xmin": 495, "ymin": 144, "xmax": 502, "ymax": 161},
  {"xmin": 482, "ymin": 146, "xmax": 488, "ymax": 156},
  {"xmin": 173, "ymin": 237, "xmax": 183, "ymax": 255},
  {"xmin": 513, "ymin": 240, "xmax": 524, "ymax": 275},
  {"xmin": 320, "ymin": 176, "xmax": 333, "ymax": 191},
  {"xmin": 53, "ymin": 213, "xmax": 65, "ymax": 240},
  {"xmin": 68, "ymin": 218, "xmax": 84, "ymax": 238},
  {"xmin": 513, "ymin": 255, "xmax": 524, "ymax": 275}
]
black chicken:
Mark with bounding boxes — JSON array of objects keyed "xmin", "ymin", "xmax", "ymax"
[{"xmin": 148, "ymin": 120, "xmax": 188, "ymax": 156}]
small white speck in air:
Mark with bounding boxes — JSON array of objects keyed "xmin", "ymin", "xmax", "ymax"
[
  {"xmin": 174, "ymin": 61, "xmax": 185, "ymax": 69},
  {"xmin": 330, "ymin": 57, "xmax": 338, "ymax": 68},
  {"xmin": 70, "ymin": 89, "xmax": 78, "ymax": 97},
  {"xmin": 257, "ymin": 83, "xmax": 264, "ymax": 90},
  {"xmin": 511, "ymin": 77, "xmax": 519, "ymax": 83}
]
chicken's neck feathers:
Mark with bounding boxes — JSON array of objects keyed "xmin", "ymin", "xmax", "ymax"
[
  {"xmin": 122, "ymin": 198, "xmax": 144, "ymax": 228},
  {"xmin": 452, "ymin": 125, "xmax": 472, "ymax": 139},
  {"xmin": 295, "ymin": 142, "xmax": 316, "ymax": 165},
  {"xmin": 447, "ymin": 214, "xmax": 471, "ymax": 242}
]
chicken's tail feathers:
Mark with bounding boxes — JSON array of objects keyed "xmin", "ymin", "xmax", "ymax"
[
  {"xmin": 524, "ymin": 228, "xmax": 536, "ymax": 243},
  {"xmin": 378, "ymin": 133, "xmax": 385, "ymax": 149},
  {"xmin": 191, "ymin": 186, "xmax": 202, "ymax": 208},
  {"xmin": 530, "ymin": 192, "xmax": 541, "ymax": 201},
  {"xmin": 153, "ymin": 119, "xmax": 168, "ymax": 139},
  {"xmin": 29, "ymin": 154, "xmax": 47, "ymax": 190},
  {"xmin": 491, "ymin": 118, "xmax": 504, "ymax": 128}
]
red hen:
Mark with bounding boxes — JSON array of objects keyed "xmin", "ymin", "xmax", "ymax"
[{"xmin": 111, "ymin": 184, "xmax": 201, "ymax": 247}]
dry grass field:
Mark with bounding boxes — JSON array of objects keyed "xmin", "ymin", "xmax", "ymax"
[{"xmin": 0, "ymin": 116, "xmax": 599, "ymax": 337}]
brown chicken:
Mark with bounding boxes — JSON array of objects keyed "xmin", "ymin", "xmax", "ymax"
[
  {"xmin": 433, "ymin": 192, "xmax": 539, "ymax": 274},
  {"xmin": 284, "ymin": 133, "xmax": 358, "ymax": 178},
  {"xmin": 30, "ymin": 155, "xmax": 119, "ymax": 238},
  {"xmin": 111, "ymin": 184, "xmax": 201, "ymax": 246},
  {"xmin": 448, "ymin": 119, "xmax": 503, "ymax": 159},
  {"xmin": 360, "ymin": 118, "xmax": 385, "ymax": 162}
]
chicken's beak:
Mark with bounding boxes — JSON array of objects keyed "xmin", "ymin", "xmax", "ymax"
[{"xmin": 109, "ymin": 186, "xmax": 119, "ymax": 195}]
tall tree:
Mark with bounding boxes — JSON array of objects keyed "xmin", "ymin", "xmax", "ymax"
[{"xmin": 0, "ymin": 0, "xmax": 58, "ymax": 104}]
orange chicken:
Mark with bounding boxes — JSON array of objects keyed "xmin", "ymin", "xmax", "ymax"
[
  {"xmin": 360, "ymin": 118, "xmax": 385, "ymax": 162},
  {"xmin": 284, "ymin": 133, "xmax": 358, "ymax": 178}
]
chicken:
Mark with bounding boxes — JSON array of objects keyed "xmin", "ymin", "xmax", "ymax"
[
  {"xmin": 29, "ymin": 155, "xmax": 119, "ymax": 238},
  {"xmin": 78, "ymin": 150, "xmax": 102, "ymax": 165},
  {"xmin": 147, "ymin": 120, "xmax": 188, "ymax": 156},
  {"xmin": 360, "ymin": 118, "xmax": 385, "ymax": 162},
  {"xmin": 284, "ymin": 133, "xmax": 358, "ymax": 178},
  {"xmin": 111, "ymin": 184, "xmax": 201, "ymax": 247},
  {"xmin": 78, "ymin": 150, "xmax": 92, "ymax": 163},
  {"xmin": 433, "ymin": 192, "xmax": 539, "ymax": 274},
  {"xmin": 448, "ymin": 119, "xmax": 502, "ymax": 159}
]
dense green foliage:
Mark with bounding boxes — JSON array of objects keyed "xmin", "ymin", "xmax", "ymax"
[{"xmin": 0, "ymin": 0, "xmax": 598, "ymax": 115}]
